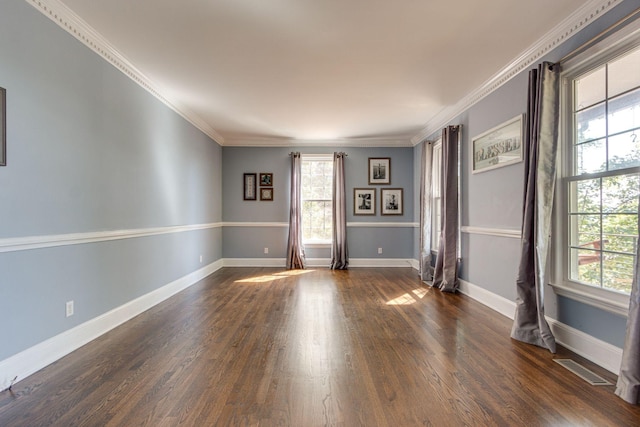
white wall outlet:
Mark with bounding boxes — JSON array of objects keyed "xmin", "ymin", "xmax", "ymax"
[
  {"xmin": 378, "ymin": 247, "xmax": 383, "ymax": 254},
  {"xmin": 66, "ymin": 300, "xmax": 74, "ymax": 317},
  {"xmin": 199, "ymin": 255, "xmax": 203, "ymax": 263},
  {"xmin": 264, "ymin": 247, "xmax": 269, "ymax": 254}
]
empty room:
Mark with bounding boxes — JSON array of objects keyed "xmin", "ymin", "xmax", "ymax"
[{"xmin": 1, "ymin": 0, "xmax": 640, "ymax": 425}]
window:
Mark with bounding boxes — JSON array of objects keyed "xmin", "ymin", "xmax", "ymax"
[
  {"xmin": 557, "ymin": 21, "xmax": 640, "ymax": 311},
  {"xmin": 431, "ymin": 140, "xmax": 442, "ymax": 250},
  {"xmin": 301, "ymin": 155, "xmax": 333, "ymax": 244}
]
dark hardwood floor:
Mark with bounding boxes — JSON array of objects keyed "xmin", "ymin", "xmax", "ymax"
[{"xmin": 1, "ymin": 267, "xmax": 638, "ymax": 426}]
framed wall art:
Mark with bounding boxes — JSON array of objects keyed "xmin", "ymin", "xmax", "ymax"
[
  {"xmin": 260, "ymin": 187, "xmax": 273, "ymax": 201},
  {"xmin": 472, "ymin": 114, "xmax": 524, "ymax": 173},
  {"xmin": 381, "ymin": 188, "xmax": 403, "ymax": 215},
  {"xmin": 0, "ymin": 87, "xmax": 5, "ymax": 166},
  {"xmin": 354, "ymin": 188, "xmax": 375, "ymax": 215},
  {"xmin": 259, "ymin": 172, "xmax": 273, "ymax": 186},
  {"xmin": 243, "ymin": 173, "xmax": 257, "ymax": 200},
  {"xmin": 368, "ymin": 157, "xmax": 390, "ymax": 185}
]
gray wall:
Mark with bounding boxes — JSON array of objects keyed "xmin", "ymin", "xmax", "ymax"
[
  {"xmin": 222, "ymin": 146, "xmax": 415, "ymax": 260},
  {"xmin": 0, "ymin": 0, "xmax": 222, "ymax": 360}
]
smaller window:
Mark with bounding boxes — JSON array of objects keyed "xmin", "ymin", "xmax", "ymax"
[{"xmin": 301, "ymin": 155, "xmax": 333, "ymax": 244}]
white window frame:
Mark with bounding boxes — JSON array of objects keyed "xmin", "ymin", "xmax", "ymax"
[
  {"xmin": 551, "ymin": 19, "xmax": 640, "ymax": 317},
  {"xmin": 431, "ymin": 139, "xmax": 443, "ymax": 251},
  {"xmin": 301, "ymin": 154, "xmax": 334, "ymax": 247}
]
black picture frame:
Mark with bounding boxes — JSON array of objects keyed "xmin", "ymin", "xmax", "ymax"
[
  {"xmin": 368, "ymin": 157, "xmax": 390, "ymax": 184},
  {"xmin": 260, "ymin": 187, "xmax": 273, "ymax": 201},
  {"xmin": 381, "ymin": 188, "xmax": 403, "ymax": 215},
  {"xmin": 259, "ymin": 172, "xmax": 273, "ymax": 186},
  {"xmin": 354, "ymin": 188, "xmax": 376, "ymax": 215},
  {"xmin": 243, "ymin": 173, "xmax": 257, "ymax": 200}
]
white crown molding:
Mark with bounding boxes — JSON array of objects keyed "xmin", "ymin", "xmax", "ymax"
[
  {"xmin": 0, "ymin": 222, "xmax": 223, "ymax": 253},
  {"xmin": 222, "ymin": 136, "xmax": 415, "ymax": 148},
  {"xmin": 25, "ymin": 0, "xmax": 225, "ymax": 145},
  {"xmin": 410, "ymin": 0, "xmax": 623, "ymax": 145}
]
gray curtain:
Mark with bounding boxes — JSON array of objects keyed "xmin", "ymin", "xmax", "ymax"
[
  {"xmin": 510, "ymin": 62, "xmax": 558, "ymax": 353},
  {"xmin": 433, "ymin": 126, "xmax": 460, "ymax": 292},
  {"xmin": 615, "ymin": 199, "xmax": 640, "ymax": 404},
  {"xmin": 419, "ymin": 141, "xmax": 434, "ymax": 281},
  {"xmin": 330, "ymin": 152, "xmax": 348, "ymax": 269},
  {"xmin": 286, "ymin": 152, "xmax": 306, "ymax": 270}
]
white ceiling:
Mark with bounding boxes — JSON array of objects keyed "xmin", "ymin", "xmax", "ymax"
[{"xmin": 38, "ymin": 0, "xmax": 602, "ymax": 146}]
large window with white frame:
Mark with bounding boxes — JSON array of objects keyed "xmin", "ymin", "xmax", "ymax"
[
  {"xmin": 556, "ymin": 20, "xmax": 640, "ymax": 312},
  {"xmin": 301, "ymin": 155, "xmax": 333, "ymax": 244}
]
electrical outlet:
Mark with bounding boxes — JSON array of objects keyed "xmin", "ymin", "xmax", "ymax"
[
  {"xmin": 264, "ymin": 247, "xmax": 269, "ymax": 254},
  {"xmin": 66, "ymin": 300, "xmax": 74, "ymax": 317},
  {"xmin": 378, "ymin": 247, "xmax": 383, "ymax": 254},
  {"xmin": 199, "ymin": 255, "xmax": 203, "ymax": 263}
]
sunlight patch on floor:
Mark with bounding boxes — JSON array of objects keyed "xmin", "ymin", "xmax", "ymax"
[
  {"xmin": 386, "ymin": 287, "xmax": 431, "ymax": 305},
  {"xmin": 235, "ymin": 269, "xmax": 315, "ymax": 283}
]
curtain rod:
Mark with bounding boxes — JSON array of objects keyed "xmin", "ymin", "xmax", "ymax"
[{"xmin": 559, "ymin": 7, "xmax": 640, "ymax": 64}]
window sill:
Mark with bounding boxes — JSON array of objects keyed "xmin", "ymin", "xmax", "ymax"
[
  {"xmin": 304, "ymin": 242, "xmax": 331, "ymax": 249},
  {"xmin": 549, "ymin": 282, "xmax": 630, "ymax": 318}
]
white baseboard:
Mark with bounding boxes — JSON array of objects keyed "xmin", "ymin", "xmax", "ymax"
[
  {"xmin": 222, "ymin": 258, "xmax": 418, "ymax": 268},
  {"xmin": 458, "ymin": 279, "xmax": 622, "ymax": 374},
  {"xmin": 0, "ymin": 260, "xmax": 223, "ymax": 391}
]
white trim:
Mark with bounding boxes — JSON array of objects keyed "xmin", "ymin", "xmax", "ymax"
[
  {"xmin": 25, "ymin": 0, "xmax": 224, "ymax": 145},
  {"xmin": 461, "ymin": 226, "xmax": 522, "ymax": 239},
  {"xmin": 222, "ymin": 222, "xmax": 289, "ymax": 228},
  {"xmin": 0, "ymin": 223, "xmax": 223, "ymax": 253},
  {"xmin": 223, "ymin": 136, "xmax": 415, "ymax": 148},
  {"xmin": 0, "ymin": 222, "xmax": 418, "ymax": 254},
  {"xmin": 458, "ymin": 279, "xmax": 517, "ymax": 320},
  {"xmin": 348, "ymin": 222, "xmax": 419, "ymax": 228},
  {"xmin": 222, "ymin": 258, "xmax": 418, "ymax": 268},
  {"xmin": 0, "ymin": 260, "xmax": 223, "ymax": 391},
  {"xmin": 410, "ymin": 0, "xmax": 622, "ymax": 144},
  {"xmin": 550, "ymin": 282, "xmax": 630, "ymax": 317},
  {"xmin": 547, "ymin": 317, "xmax": 623, "ymax": 374},
  {"xmin": 458, "ymin": 278, "xmax": 622, "ymax": 374}
]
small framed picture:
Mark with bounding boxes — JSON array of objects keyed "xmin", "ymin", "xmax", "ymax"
[
  {"xmin": 243, "ymin": 173, "xmax": 257, "ymax": 200},
  {"xmin": 381, "ymin": 188, "xmax": 403, "ymax": 215},
  {"xmin": 260, "ymin": 173, "xmax": 273, "ymax": 186},
  {"xmin": 368, "ymin": 157, "xmax": 390, "ymax": 185},
  {"xmin": 354, "ymin": 188, "xmax": 376, "ymax": 215},
  {"xmin": 260, "ymin": 187, "xmax": 273, "ymax": 201}
]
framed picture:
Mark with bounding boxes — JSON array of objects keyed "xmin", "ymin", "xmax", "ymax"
[
  {"xmin": 368, "ymin": 157, "xmax": 390, "ymax": 185},
  {"xmin": 381, "ymin": 188, "xmax": 403, "ymax": 215},
  {"xmin": 243, "ymin": 173, "xmax": 257, "ymax": 200},
  {"xmin": 354, "ymin": 188, "xmax": 376, "ymax": 215},
  {"xmin": 260, "ymin": 187, "xmax": 273, "ymax": 201},
  {"xmin": 472, "ymin": 114, "xmax": 524, "ymax": 173},
  {"xmin": 0, "ymin": 87, "xmax": 5, "ymax": 166},
  {"xmin": 260, "ymin": 173, "xmax": 273, "ymax": 186}
]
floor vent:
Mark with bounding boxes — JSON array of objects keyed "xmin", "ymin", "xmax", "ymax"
[{"xmin": 554, "ymin": 359, "xmax": 612, "ymax": 386}]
